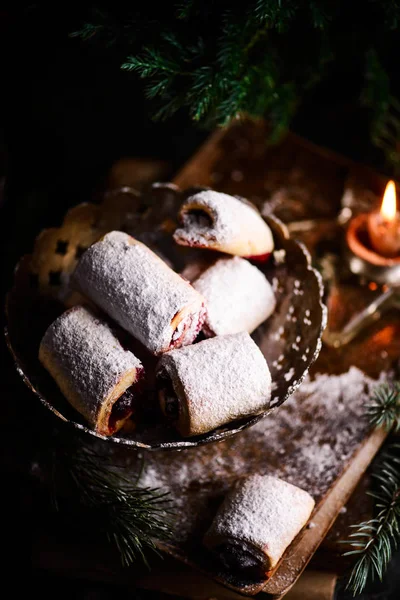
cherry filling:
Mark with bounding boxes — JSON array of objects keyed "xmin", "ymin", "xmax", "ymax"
[
  {"xmin": 201, "ymin": 321, "xmax": 216, "ymax": 338},
  {"xmin": 184, "ymin": 208, "xmax": 213, "ymax": 228},
  {"xmin": 108, "ymin": 369, "xmax": 144, "ymax": 434},
  {"xmin": 157, "ymin": 372, "xmax": 180, "ymax": 421},
  {"xmin": 109, "ymin": 389, "xmax": 135, "ymax": 433},
  {"xmin": 246, "ymin": 252, "xmax": 272, "ymax": 263},
  {"xmin": 217, "ymin": 543, "xmax": 265, "ymax": 579},
  {"xmin": 170, "ymin": 304, "xmax": 206, "ymax": 350}
]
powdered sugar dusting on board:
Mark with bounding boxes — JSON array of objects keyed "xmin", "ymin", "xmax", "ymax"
[
  {"xmin": 136, "ymin": 366, "xmax": 384, "ymax": 542},
  {"xmin": 192, "ymin": 257, "xmax": 276, "ymax": 336},
  {"xmin": 72, "ymin": 231, "xmax": 206, "ymax": 355}
]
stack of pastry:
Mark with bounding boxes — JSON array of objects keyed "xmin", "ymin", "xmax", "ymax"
[
  {"xmin": 39, "ymin": 190, "xmax": 277, "ymax": 438},
  {"xmin": 38, "ymin": 189, "xmax": 316, "ymax": 580}
]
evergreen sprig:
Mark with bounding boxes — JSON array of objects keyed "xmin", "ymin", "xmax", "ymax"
[
  {"xmin": 342, "ymin": 443, "xmax": 400, "ymax": 596},
  {"xmin": 341, "ymin": 383, "xmax": 400, "ymax": 595},
  {"xmin": 50, "ymin": 442, "xmax": 173, "ymax": 568},
  {"xmin": 65, "ymin": 2, "xmax": 400, "ymax": 161},
  {"xmin": 365, "ymin": 382, "xmax": 400, "ymax": 433}
]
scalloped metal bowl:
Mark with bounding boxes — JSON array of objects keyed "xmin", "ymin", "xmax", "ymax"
[{"xmin": 4, "ymin": 183, "xmax": 327, "ymax": 449}]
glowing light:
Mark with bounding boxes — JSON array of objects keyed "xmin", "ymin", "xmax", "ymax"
[{"xmin": 380, "ymin": 180, "xmax": 397, "ymax": 222}]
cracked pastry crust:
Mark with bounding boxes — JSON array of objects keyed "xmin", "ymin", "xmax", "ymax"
[
  {"xmin": 203, "ymin": 474, "xmax": 315, "ymax": 578},
  {"xmin": 156, "ymin": 332, "xmax": 271, "ymax": 437},
  {"xmin": 173, "ymin": 190, "xmax": 274, "ymax": 258},
  {"xmin": 72, "ymin": 231, "xmax": 206, "ymax": 355},
  {"xmin": 39, "ymin": 305, "xmax": 143, "ymax": 436},
  {"xmin": 192, "ymin": 256, "xmax": 276, "ymax": 336}
]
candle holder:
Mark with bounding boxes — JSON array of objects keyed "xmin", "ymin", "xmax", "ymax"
[
  {"xmin": 346, "ymin": 212, "xmax": 400, "ymax": 285},
  {"xmin": 323, "ymin": 188, "xmax": 400, "ymax": 348}
]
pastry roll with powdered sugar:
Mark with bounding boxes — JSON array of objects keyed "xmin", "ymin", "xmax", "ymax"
[
  {"xmin": 204, "ymin": 474, "xmax": 315, "ymax": 579},
  {"xmin": 173, "ymin": 190, "xmax": 274, "ymax": 259},
  {"xmin": 156, "ymin": 332, "xmax": 271, "ymax": 437},
  {"xmin": 192, "ymin": 256, "xmax": 276, "ymax": 336},
  {"xmin": 39, "ymin": 306, "xmax": 144, "ymax": 436},
  {"xmin": 72, "ymin": 231, "xmax": 206, "ymax": 355}
]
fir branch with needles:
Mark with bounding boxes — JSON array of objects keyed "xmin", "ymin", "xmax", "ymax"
[
  {"xmin": 58, "ymin": 1, "xmax": 400, "ymax": 162},
  {"xmin": 342, "ymin": 443, "xmax": 400, "ymax": 597},
  {"xmin": 340, "ymin": 382, "xmax": 400, "ymax": 596},
  {"xmin": 366, "ymin": 382, "xmax": 400, "ymax": 433},
  {"xmin": 48, "ymin": 441, "xmax": 174, "ymax": 569},
  {"xmin": 11, "ymin": 3, "xmax": 400, "ymax": 165}
]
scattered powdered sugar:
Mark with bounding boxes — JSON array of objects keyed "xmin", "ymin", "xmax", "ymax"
[
  {"xmin": 157, "ymin": 332, "xmax": 272, "ymax": 437},
  {"xmin": 192, "ymin": 257, "xmax": 276, "ymax": 336},
  {"xmin": 173, "ymin": 190, "xmax": 274, "ymax": 257},
  {"xmin": 273, "ymin": 249, "xmax": 286, "ymax": 264},
  {"xmin": 203, "ymin": 474, "xmax": 315, "ymax": 569},
  {"xmin": 135, "ymin": 366, "xmax": 385, "ymax": 543},
  {"xmin": 72, "ymin": 231, "xmax": 205, "ymax": 355},
  {"xmin": 39, "ymin": 306, "xmax": 142, "ymax": 429}
]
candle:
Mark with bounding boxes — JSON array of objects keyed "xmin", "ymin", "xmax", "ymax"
[{"xmin": 367, "ymin": 180, "xmax": 400, "ymax": 258}]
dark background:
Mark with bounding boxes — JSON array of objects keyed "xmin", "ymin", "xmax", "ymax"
[
  {"xmin": 1, "ymin": 7, "xmax": 399, "ymax": 600},
  {"xmin": 0, "ymin": 5, "xmax": 390, "ymax": 295}
]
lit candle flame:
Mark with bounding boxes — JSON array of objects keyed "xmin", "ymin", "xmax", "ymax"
[{"xmin": 381, "ymin": 180, "xmax": 397, "ymax": 222}]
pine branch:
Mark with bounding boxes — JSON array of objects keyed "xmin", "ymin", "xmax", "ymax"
[
  {"xmin": 65, "ymin": 3, "xmax": 400, "ymax": 166},
  {"xmin": 69, "ymin": 8, "xmax": 119, "ymax": 46},
  {"xmin": 366, "ymin": 382, "xmax": 400, "ymax": 433},
  {"xmin": 254, "ymin": 0, "xmax": 296, "ymax": 30},
  {"xmin": 121, "ymin": 48, "xmax": 182, "ymax": 77},
  {"xmin": 175, "ymin": 0, "xmax": 196, "ymax": 21},
  {"xmin": 187, "ymin": 66, "xmax": 220, "ymax": 122},
  {"xmin": 51, "ymin": 443, "xmax": 174, "ymax": 569},
  {"xmin": 340, "ymin": 382, "xmax": 400, "ymax": 595},
  {"xmin": 70, "ymin": 22, "xmax": 104, "ymax": 41},
  {"xmin": 342, "ymin": 444, "xmax": 400, "ymax": 596}
]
